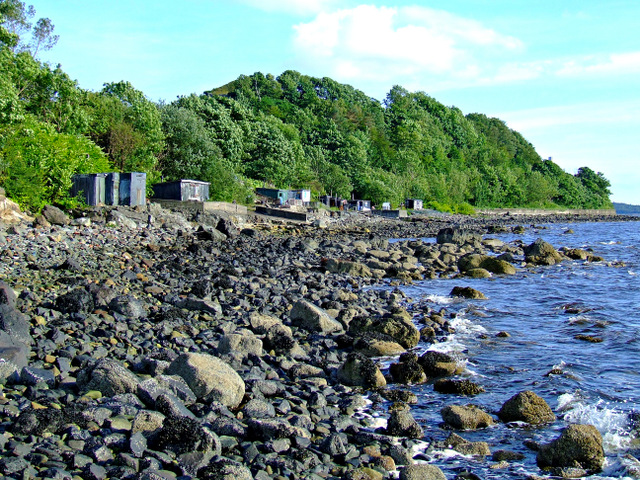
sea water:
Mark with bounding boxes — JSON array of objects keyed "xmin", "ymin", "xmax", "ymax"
[{"xmin": 381, "ymin": 220, "xmax": 640, "ymax": 478}]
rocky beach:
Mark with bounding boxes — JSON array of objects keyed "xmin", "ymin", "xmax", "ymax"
[{"xmin": 0, "ymin": 200, "xmax": 637, "ymax": 480}]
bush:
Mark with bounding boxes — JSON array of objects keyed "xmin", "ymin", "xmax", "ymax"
[{"xmin": 0, "ymin": 116, "xmax": 111, "ymax": 212}]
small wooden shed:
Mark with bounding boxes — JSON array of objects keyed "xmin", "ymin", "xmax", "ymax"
[{"xmin": 152, "ymin": 179, "xmax": 210, "ymax": 202}]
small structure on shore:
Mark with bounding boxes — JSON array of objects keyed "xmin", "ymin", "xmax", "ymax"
[
  {"xmin": 152, "ymin": 179, "xmax": 210, "ymax": 202},
  {"xmin": 405, "ymin": 199, "xmax": 423, "ymax": 210},
  {"xmin": 256, "ymin": 188, "xmax": 311, "ymax": 207},
  {"xmin": 319, "ymin": 195, "xmax": 348, "ymax": 209},
  {"xmin": 347, "ymin": 199, "xmax": 371, "ymax": 211},
  {"xmin": 71, "ymin": 172, "xmax": 146, "ymax": 207}
]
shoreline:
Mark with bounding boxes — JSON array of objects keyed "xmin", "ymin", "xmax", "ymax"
[{"xmin": 0, "ymin": 204, "xmax": 635, "ymax": 479}]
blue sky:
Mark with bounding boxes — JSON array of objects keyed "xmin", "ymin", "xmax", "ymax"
[{"xmin": 29, "ymin": 0, "xmax": 640, "ymax": 204}]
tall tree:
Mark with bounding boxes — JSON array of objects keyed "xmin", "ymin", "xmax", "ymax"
[{"xmin": 0, "ymin": 0, "xmax": 58, "ymax": 56}]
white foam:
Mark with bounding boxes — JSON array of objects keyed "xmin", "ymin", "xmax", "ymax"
[
  {"xmin": 558, "ymin": 395, "xmax": 633, "ymax": 453},
  {"xmin": 421, "ymin": 294, "xmax": 456, "ymax": 305}
]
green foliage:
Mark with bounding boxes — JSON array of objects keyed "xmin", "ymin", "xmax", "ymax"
[
  {"xmin": 0, "ymin": 115, "xmax": 111, "ymax": 211},
  {"xmin": 86, "ymin": 81, "xmax": 163, "ymax": 179}
]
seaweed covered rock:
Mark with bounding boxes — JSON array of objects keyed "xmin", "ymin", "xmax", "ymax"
[
  {"xmin": 441, "ymin": 404, "xmax": 494, "ymax": 430},
  {"xmin": 498, "ymin": 390, "xmax": 556, "ymax": 425},
  {"xmin": 537, "ymin": 424, "xmax": 605, "ymax": 472},
  {"xmin": 337, "ymin": 352, "xmax": 386, "ymax": 388},
  {"xmin": 524, "ymin": 238, "xmax": 563, "ymax": 265}
]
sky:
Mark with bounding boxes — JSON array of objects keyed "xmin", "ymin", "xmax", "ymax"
[{"xmin": 27, "ymin": 0, "xmax": 640, "ymax": 204}]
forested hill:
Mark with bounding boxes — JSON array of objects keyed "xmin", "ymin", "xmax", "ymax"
[
  {"xmin": 192, "ymin": 71, "xmax": 612, "ymax": 210},
  {"xmin": 0, "ymin": 3, "xmax": 612, "ymax": 212}
]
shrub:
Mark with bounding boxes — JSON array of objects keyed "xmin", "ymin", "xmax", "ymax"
[{"xmin": 0, "ymin": 116, "xmax": 111, "ymax": 212}]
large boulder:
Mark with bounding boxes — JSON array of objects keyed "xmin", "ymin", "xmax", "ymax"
[
  {"xmin": 480, "ymin": 257, "xmax": 517, "ymax": 275},
  {"xmin": 352, "ymin": 332, "xmax": 406, "ymax": 357},
  {"xmin": 41, "ymin": 204, "xmax": 70, "ymax": 225},
  {"xmin": 436, "ymin": 228, "xmax": 481, "ymax": 245},
  {"xmin": 217, "ymin": 330, "xmax": 263, "ymax": 358},
  {"xmin": 0, "ymin": 304, "xmax": 32, "ymax": 345},
  {"xmin": 537, "ymin": 424, "xmax": 605, "ymax": 472},
  {"xmin": 386, "ymin": 402, "xmax": 423, "ymax": 438},
  {"xmin": 441, "ymin": 432, "xmax": 491, "ymax": 456},
  {"xmin": 441, "ymin": 404, "xmax": 494, "ymax": 430},
  {"xmin": 0, "ymin": 281, "xmax": 16, "ymax": 308},
  {"xmin": 457, "ymin": 254, "xmax": 490, "ymax": 272},
  {"xmin": 399, "ymin": 465, "xmax": 446, "ymax": 480},
  {"xmin": 498, "ymin": 390, "xmax": 556, "ymax": 425},
  {"xmin": 419, "ymin": 351, "xmax": 462, "ymax": 378},
  {"xmin": 336, "ymin": 352, "xmax": 386, "ymax": 388},
  {"xmin": 109, "ymin": 295, "xmax": 148, "ymax": 319},
  {"xmin": 524, "ymin": 238, "xmax": 563, "ymax": 265},
  {"xmin": 0, "ymin": 331, "xmax": 30, "ymax": 383},
  {"xmin": 389, "ymin": 353, "xmax": 427, "ymax": 384},
  {"xmin": 324, "ymin": 258, "xmax": 372, "ymax": 277},
  {"xmin": 76, "ymin": 358, "xmax": 141, "ymax": 397},
  {"xmin": 167, "ymin": 353, "xmax": 245, "ymax": 408},
  {"xmin": 290, "ymin": 299, "xmax": 343, "ymax": 334},
  {"xmin": 350, "ymin": 315, "xmax": 420, "ymax": 349}
]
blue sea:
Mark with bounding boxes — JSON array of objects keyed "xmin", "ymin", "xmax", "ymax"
[{"xmin": 377, "ymin": 220, "xmax": 640, "ymax": 478}]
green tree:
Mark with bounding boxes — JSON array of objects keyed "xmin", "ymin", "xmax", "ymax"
[{"xmin": 88, "ymin": 81, "xmax": 164, "ymax": 177}]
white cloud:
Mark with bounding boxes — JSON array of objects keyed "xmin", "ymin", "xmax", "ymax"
[
  {"xmin": 556, "ymin": 51, "xmax": 640, "ymax": 77},
  {"xmin": 292, "ymin": 5, "xmax": 522, "ymax": 88},
  {"xmin": 238, "ymin": 0, "xmax": 339, "ymax": 16}
]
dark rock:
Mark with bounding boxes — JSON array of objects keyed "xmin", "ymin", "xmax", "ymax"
[
  {"xmin": 389, "ymin": 353, "xmax": 426, "ymax": 384},
  {"xmin": 0, "ymin": 303, "xmax": 32, "ymax": 345},
  {"xmin": 42, "ymin": 204, "xmax": 70, "ymax": 225},
  {"xmin": 154, "ymin": 416, "xmax": 221, "ymax": 456},
  {"xmin": 12, "ymin": 407, "xmax": 64, "ymax": 436},
  {"xmin": 492, "ymin": 450, "xmax": 525, "ymax": 462},
  {"xmin": 197, "ymin": 457, "xmax": 254, "ymax": 480},
  {"xmin": 433, "ymin": 379, "xmax": 485, "ymax": 396},
  {"xmin": 155, "ymin": 393, "xmax": 196, "ymax": 420},
  {"xmin": 450, "ymin": 286, "xmax": 487, "ymax": 300},
  {"xmin": 386, "ymin": 402, "xmax": 423, "ymax": 438},
  {"xmin": 437, "ymin": 228, "xmax": 481, "ymax": 245},
  {"xmin": 524, "ymin": 238, "xmax": 563, "ymax": 265},
  {"xmin": 76, "ymin": 358, "xmax": 141, "ymax": 397},
  {"xmin": 418, "ymin": 351, "xmax": 462, "ymax": 377},
  {"xmin": 336, "ymin": 352, "xmax": 386, "ymax": 388}
]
